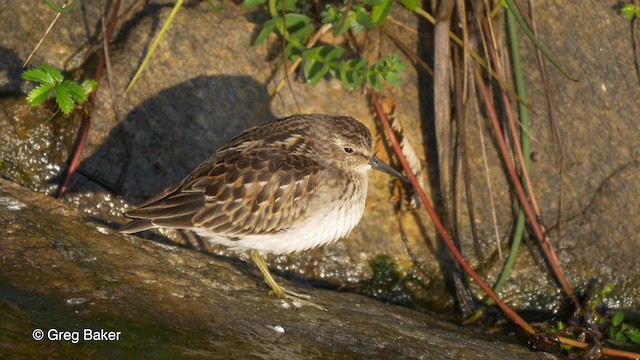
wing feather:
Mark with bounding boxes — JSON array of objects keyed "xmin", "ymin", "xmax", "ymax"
[{"xmin": 123, "ymin": 147, "xmax": 321, "ymax": 238}]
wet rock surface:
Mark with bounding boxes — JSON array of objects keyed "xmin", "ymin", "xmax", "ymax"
[{"xmin": 0, "ymin": 179, "xmax": 555, "ymax": 359}]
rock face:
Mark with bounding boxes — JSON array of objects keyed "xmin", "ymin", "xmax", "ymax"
[
  {"xmin": 0, "ymin": 179, "xmax": 554, "ymax": 359},
  {"xmin": 0, "ymin": 0, "xmax": 639, "ymax": 355}
]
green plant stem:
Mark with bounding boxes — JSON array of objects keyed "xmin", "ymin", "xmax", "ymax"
[
  {"xmin": 126, "ymin": 0, "xmax": 183, "ymax": 92},
  {"xmin": 503, "ymin": 0, "xmax": 576, "ymax": 81},
  {"xmin": 44, "ymin": 0, "xmax": 78, "ymax": 13},
  {"xmin": 491, "ymin": 5, "xmax": 530, "ymax": 297},
  {"xmin": 268, "ymin": 0, "xmax": 277, "ymax": 17}
]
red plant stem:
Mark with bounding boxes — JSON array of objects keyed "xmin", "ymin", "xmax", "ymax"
[
  {"xmin": 56, "ymin": 0, "xmax": 122, "ymax": 199},
  {"xmin": 472, "ymin": 68, "xmax": 579, "ymax": 309},
  {"xmin": 479, "ymin": 18, "xmax": 579, "ymax": 311},
  {"xmin": 371, "ymin": 91, "xmax": 534, "ymax": 335},
  {"xmin": 372, "ymin": 92, "xmax": 640, "ymax": 359}
]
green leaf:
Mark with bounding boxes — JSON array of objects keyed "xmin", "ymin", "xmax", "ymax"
[
  {"xmin": 81, "ymin": 79, "xmax": 98, "ymax": 95},
  {"xmin": 621, "ymin": 4, "xmax": 640, "ymax": 20},
  {"xmin": 321, "ymin": 5, "xmax": 340, "ymax": 24},
  {"xmin": 254, "ymin": 17, "xmax": 280, "ymax": 45},
  {"xmin": 22, "ymin": 64, "xmax": 63, "ymax": 85},
  {"xmin": 277, "ymin": 0, "xmax": 298, "ymax": 12},
  {"xmin": 283, "ymin": 13, "xmax": 312, "ymax": 31},
  {"xmin": 600, "ymin": 283, "xmax": 615, "ymax": 297},
  {"xmin": 287, "ymin": 22, "xmax": 314, "ymax": 42},
  {"xmin": 612, "ymin": 311, "xmax": 625, "ymax": 326},
  {"xmin": 399, "ymin": 0, "xmax": 418, "ymax": 11},
  {"xmin": 206, "ymin": 0, "xmax": 224, "ymax": 13},
  {"xmin": 324, "ymin": 46, "xmax": 344, "ymax": 61},
  {"xmin": 333, "ymin": 15, "xmax": 353, "ymax": 37},
  {"xmin": 612, "ymin": 329, "xmax": 627, "ymax": 343},
  {"xmin": 283, "ymin": 42, "xmax": 304, "ymax": 61},
  {"xmin": 26, "ymin": 84, "xmax": 54, "ymax": 105},
  {"xmin": 301, "ymin": 46, "xmax": 344, "ymax": 85},
  {"xmin": 280, "ymin": 15, "xmax": 313, "ymax": 52},
  {"xmin": 627, "ymin": 329, "xmax": 640, "ymax": 344},
  {"xmin": 242, "ymin": 0, "xmax": 266, "ymax": 8},
  {"xmin": 382, "ymin": 71, "xmax": 400, "ymax": 87},
  {"xmin": 366, "ymin": 70, "xmax": 381, "ymax": 92},
  {"xmin": 303, "ymin": 58, "xmax": 327, "ymax": 85},
  {"xmin": 339, "ymin": 59, "xmax": 366, "ymax": 91},
  {"xmin": 302, "ymin": 46, "xmax": 343, "ymax": 62},
  {"xmin": 61, "ymin": 80, "xmax": 87, "ymax": 103},
  {"xmin": 39, "ymin": 64, "xmax": 63, "ymax": 83},
  {"xmin": 43, "ymin": 0, "xmax": 78, "ymax": 13},
  {"xmin": 371, "ymin": 0, "xmax": 393, "ymax": 25},
  {"xmin": 355, "ymin": 9, "xmax": 375, "ymax": 30},
  {"xmin": 54, "ymin": 84, "xmax": 75, "ymax": 115},
  {"xmin": 22, "ymin": 68, "xmax": 51, "ymax": 84}
]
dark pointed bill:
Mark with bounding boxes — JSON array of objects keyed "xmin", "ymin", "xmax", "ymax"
[{"xmin": 370, "ymin": 155, "xmax": 411, "ymax": 184}]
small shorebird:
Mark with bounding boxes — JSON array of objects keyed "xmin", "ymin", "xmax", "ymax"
[{"xmin": 120, "ymin": 114, "xmax": 407, "ymax": 309}]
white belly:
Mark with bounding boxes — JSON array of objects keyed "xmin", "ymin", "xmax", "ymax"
[{"xmin": 198, "ymin": 177, "xmax": 368, "ymax": 254}]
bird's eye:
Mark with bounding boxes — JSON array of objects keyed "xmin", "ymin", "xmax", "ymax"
[{"xmin": 343, "ymin": 147, "xmax": 354, "ymax": 154}]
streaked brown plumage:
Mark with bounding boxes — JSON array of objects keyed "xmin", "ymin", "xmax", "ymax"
[{"xmin": 120, "ymin": 114, "xmax": 406, "ymax": 309}]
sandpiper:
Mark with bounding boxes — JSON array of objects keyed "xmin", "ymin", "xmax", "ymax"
[{"xmin": 120, "ymin": 114, "xmax": 407, "ymax": 309}]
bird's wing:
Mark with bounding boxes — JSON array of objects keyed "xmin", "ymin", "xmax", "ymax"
[{"xmin": 123, "ymin": 148, "xmax": 321, "ymax": 237}]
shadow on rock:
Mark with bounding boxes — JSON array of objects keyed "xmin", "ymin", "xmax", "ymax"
[
  {"xmin": 0, "ymin": 47, "xmax": 25, "ymax": 96},
  {"xmin": 71, "ymin": 74, "xmax": 275, "ymax": 200}
]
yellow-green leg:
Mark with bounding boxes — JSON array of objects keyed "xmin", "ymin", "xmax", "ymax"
[{"xmin": 248, "ymin": 250, "xmax": 326, "ymax": 311}]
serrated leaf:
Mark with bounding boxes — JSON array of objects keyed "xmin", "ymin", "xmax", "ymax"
[
  {"xmin": 612, "ymin": 311, "xmax": 625, "ymax": 326},
  {"xmin": 22, "ymin": 68, "xmax": 51, "ymax": 84},
  {"xmin": 613, "ymin": 332, "xmax": 627, "ymax": 343},
  {"xmin": 62, "ymin": 80, "xmax": 87, "ymax": 103},
  {"xmin": 621, "ymin": 4, "xmax": 639, "ymax": 20},
  {"xmin": 371, "ymin": 0, "xmax": 393, "ymax": 25},
  {"xmin": 628, "ymin": 329, "xmax": 640, "ymax": 344},
  {"xmin": 82, "ymin": 79, "xmax": 98, "ymax": 95},
  {"xmin": 399, "ymin": 0, "xmax": 418, "ymax": 11},
  {"xmin": 38, "ymin": 64, "xmax": 63, "ymax": 83},
  {"xmin": 54, "ymin": 84, "xmax": 74, "ymax": 115},
  {"xmin": 26, "ymin": 84, "xmax": 54, "ymax": 105}
]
